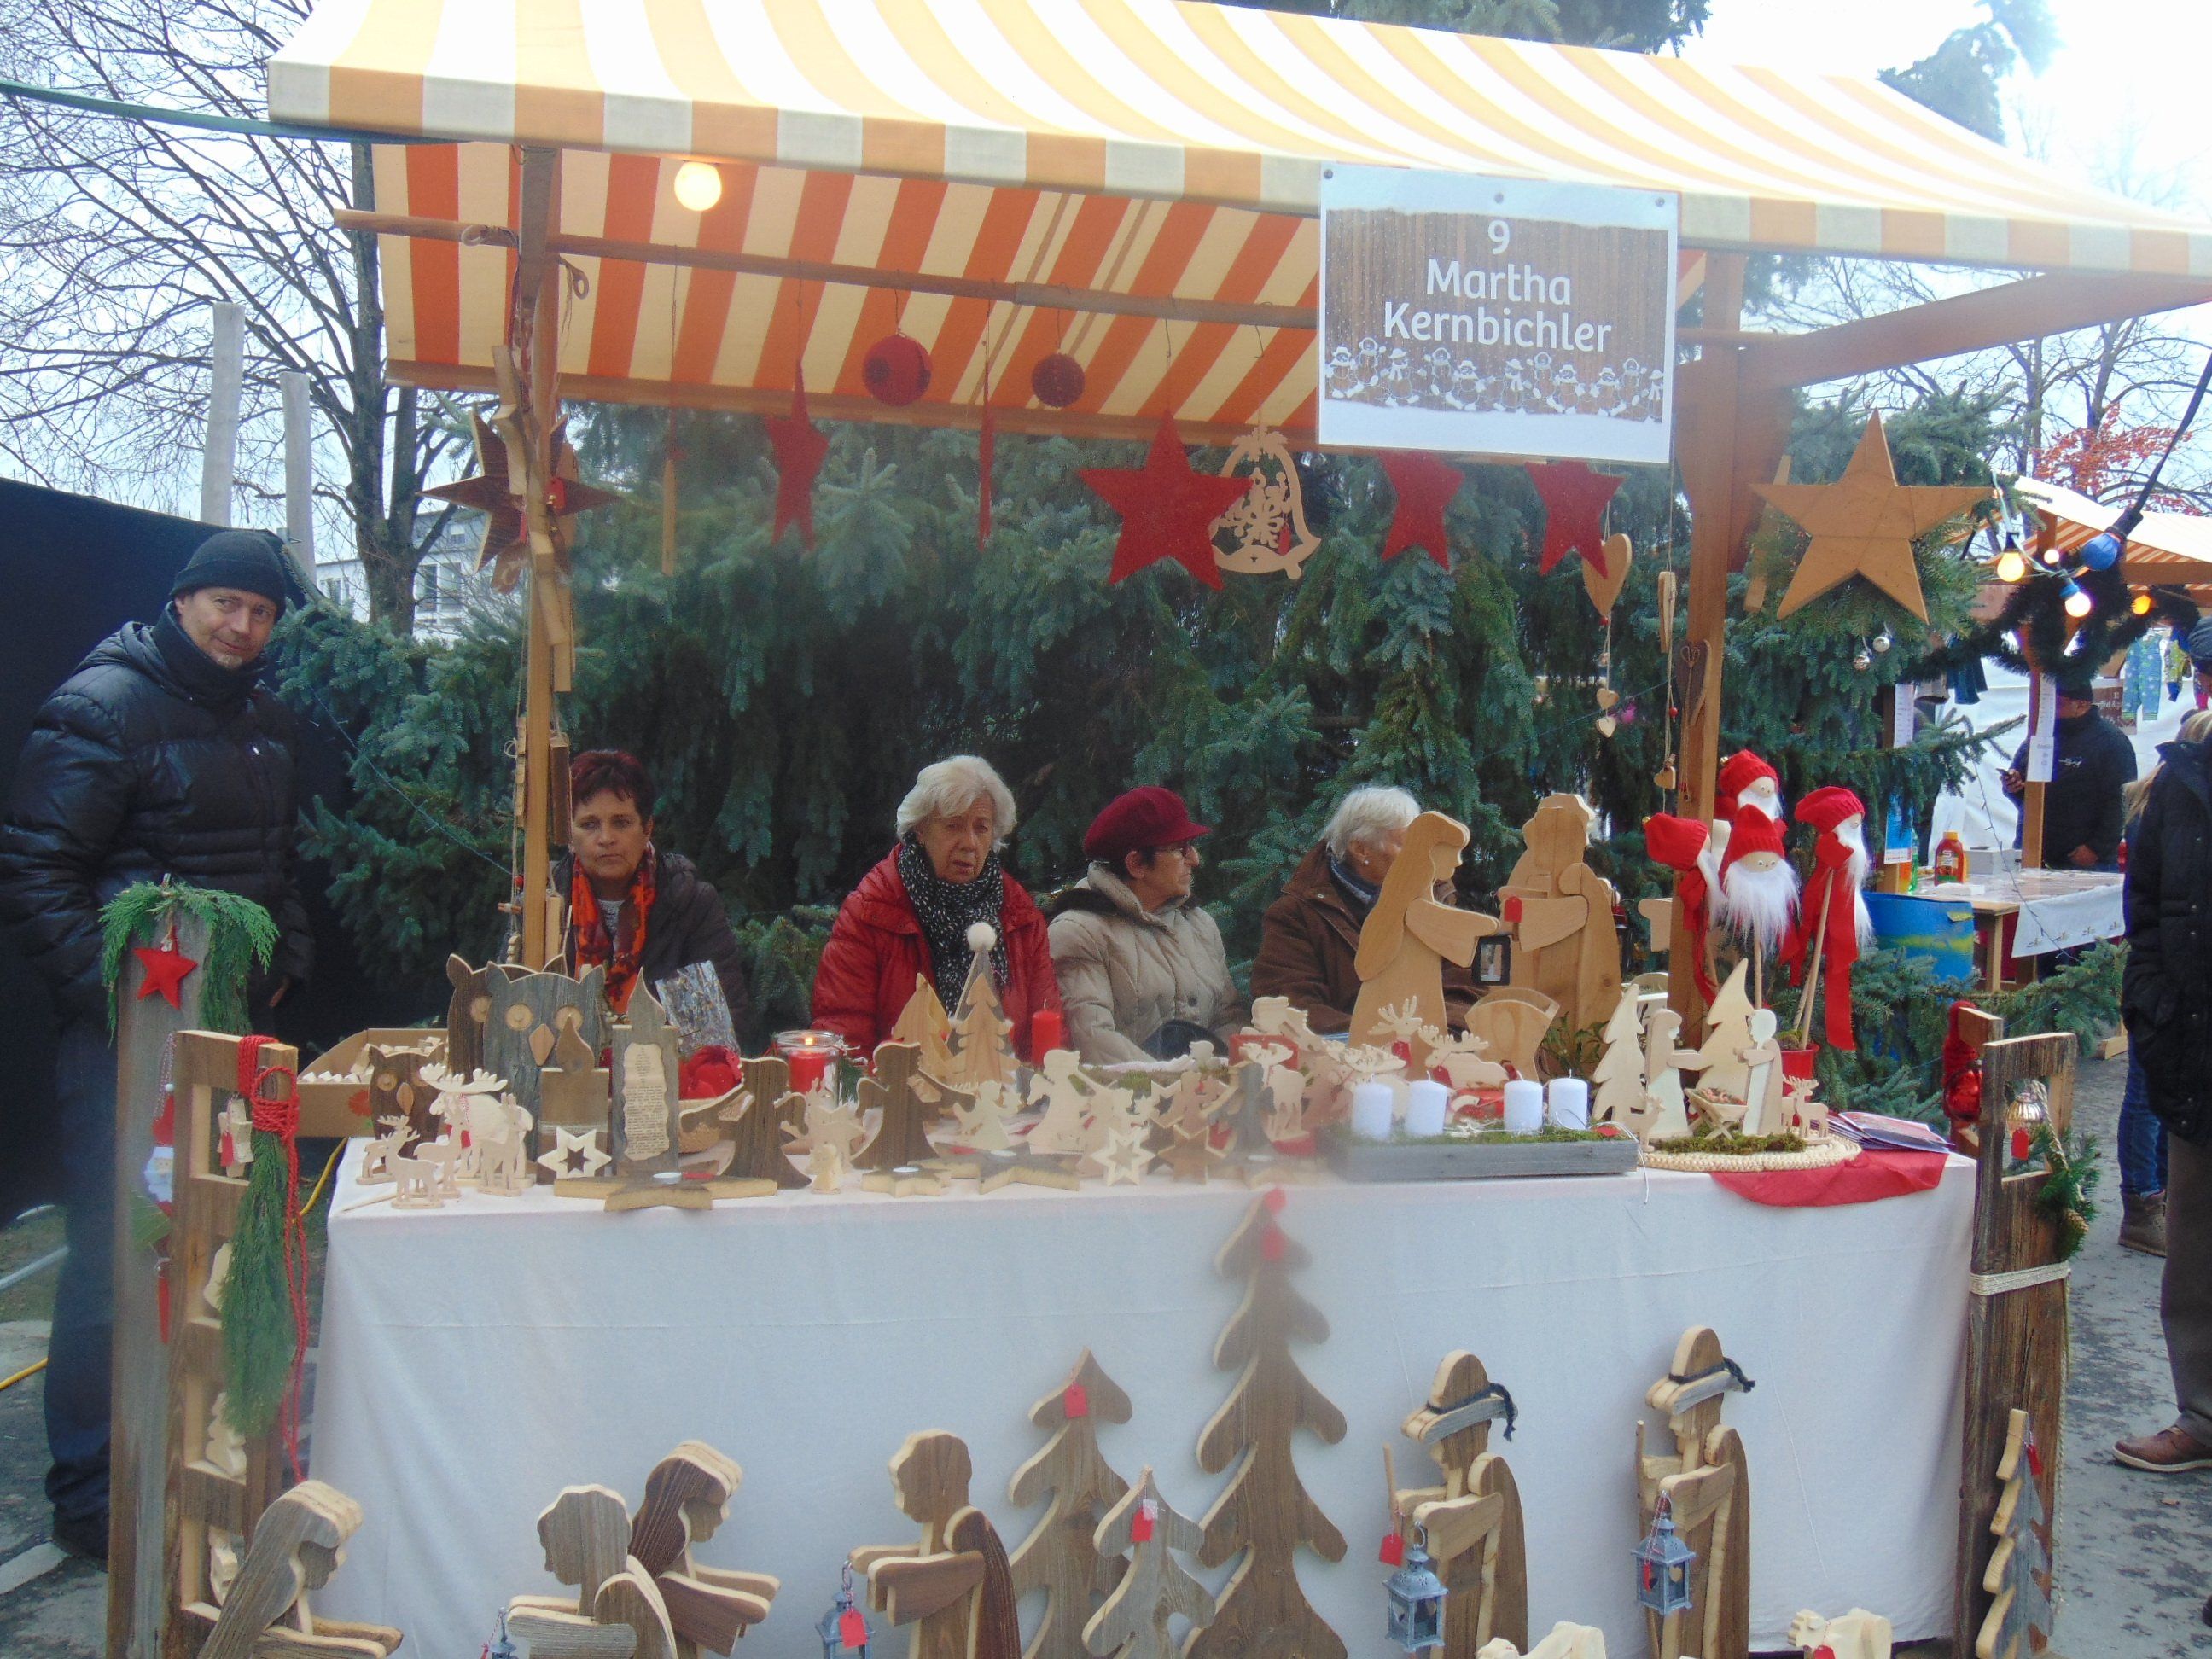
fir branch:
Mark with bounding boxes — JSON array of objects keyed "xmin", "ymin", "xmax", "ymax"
[{"xmin": 99, "ymin": 880, "xmax": 278, "ymax": 1035}]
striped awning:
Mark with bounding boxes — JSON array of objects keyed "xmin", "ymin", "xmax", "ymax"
[
  {"xmin": 2014, "ymin": 475, "xmax": 2212, "ymax": 592},
  {"xmin": 269, "ymin": 0, "xmax": 2212, "ymax": 441}
]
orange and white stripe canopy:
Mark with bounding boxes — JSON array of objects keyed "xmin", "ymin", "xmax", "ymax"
[
  {"xmin": 269, "ymin": 0, "xmax": 2212, "ymax": 444},
  {"xmin": 2013, "ymin": 475, "xmax": 2212, "ymax": 594}
]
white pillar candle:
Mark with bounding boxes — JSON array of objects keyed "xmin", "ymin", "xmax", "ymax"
[
  {"xmin": 1350, "ymin": 1081, "xmax": 1397, "ymax": 1141},
  {"xmin": 1404, "ymin": 1080, "xmax": 1450, "ymax": 1139},
  {"xmin": 1503, "ymin": 1079, "xmax": 1545, "ymax": 1136},
  {"xmin": 1548, "ymin": 1077, "xmax": 1591, "ymax": 1132}
]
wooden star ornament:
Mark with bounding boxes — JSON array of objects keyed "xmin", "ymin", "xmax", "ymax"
[
  {"xmin": 1758, "ymin": 412, "xmax": 1988, "ymax": 623},
  {"xmin": 422, "ymin": 410, "xmax": 618, "ymax": 595},
  {"xmin": 1380, "ymin": 453, "xmax": 1464, "ymax": 568},
  {"xmin": 1082, "ymin": 414, "xmax": 1253, "ymax": 591},
  {"xmin": 1526, "ymin": 460, "xmax": 1622, "ymax": 576}
]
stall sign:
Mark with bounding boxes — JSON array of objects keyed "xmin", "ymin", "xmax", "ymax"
[{"xmin": 1318, "ymin": 166, "xmax": 1677, "ymax": 463}]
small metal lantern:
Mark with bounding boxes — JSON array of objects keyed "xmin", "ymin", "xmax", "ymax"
[
  {"xmin": 1633, "ymin": 1494, "xmax": 1697, "ymax": 1616},
  {"xmin": 818, "ymin": 1562, "xmax": 875, "ymax": 1658},
  {"xmin": 1383, "ymin": 1530, "xmax": 1448, "ymax": 1652},
  {"xmin": 486, "ymin": 1610, "xmax": 518, "ymax": 1659}
]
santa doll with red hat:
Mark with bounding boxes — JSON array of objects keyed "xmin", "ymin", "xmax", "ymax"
[
  {"xmin": 1644, "ymin": 812, "xmax": 1719, "ymax": 1002},
  {"xmin": 1716, "ymin": 798, "xmax": 1798, "ymax": 1004},
  {"xmin": 1778, "ymin": 786, "xmax": 1874, "ymax": 1050}
]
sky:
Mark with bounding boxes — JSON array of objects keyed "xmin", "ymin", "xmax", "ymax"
[{"xmin": 1688, "ymin": 0, "xmax": 2212, "ymax": 212}]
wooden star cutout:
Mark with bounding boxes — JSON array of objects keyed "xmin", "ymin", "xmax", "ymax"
[
  {"xmin": 1158, "ymin": 1121, "xmax": 1225, "ymax": 1184},
  {"xmin": 977, "ymin": 1144, "xmax": 1080, "ymax": 1194},
  {"xmin": 132, "ymin": 940, "xmax": 198, "ymax": 1009},
  {"xmin": 1758, "ymin": 412, "xmax": 1988, "ymax": 623},
  {"xmin": 863, "ymin": 1167, "xmax": 947, "ymax": 1197},
  {"xmin": 1380, "ymin": 453, "xmax": 1464, "ymax": 568},
  {"xmin": 536, "ymin": 1126, "xmax": 611, "ymax": 1179},
  {"xmin": 1082, "ymin": 413, "xmax": 1254, "ymax": 591},
  {"xmin": 422, "ymin": 411, "xmax": 620, "ymax": 594},
  {"xmin": 1094, "ymin": 1120, "xmax": 1155, "ymax": 1187},
  {"xmin": 767, "ymin": 370, "xmax": 830, "ymax": 549},
  {"xmin": 1527, "ymin": 459, "xmax": 1623, "ymax": 576}
]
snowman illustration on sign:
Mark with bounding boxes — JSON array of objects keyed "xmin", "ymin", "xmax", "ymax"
[{"xmin": 1327, "ymin": 343, "xmax": 1362, "ymax": 399}]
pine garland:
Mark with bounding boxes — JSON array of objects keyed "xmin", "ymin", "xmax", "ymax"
[
  {"xmin": 1906, "ymin": 568, "xmax": 2196, "ymax": 694},
  {"xmin": 222, "ymin": 1125, "xmax": 297, "ymax": 1438},
  {"xmin": 2031, "ymin": 1119, "xmax": 2100, "ymax": 1260},
  {"xmin": 100, "ymin": 879, "xmax": 279, "ymax": 1035}
]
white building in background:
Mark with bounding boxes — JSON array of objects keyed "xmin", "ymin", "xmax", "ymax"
[{"xmin": 317, "ymin": 527, "xmax": 495, "ymax": 641}]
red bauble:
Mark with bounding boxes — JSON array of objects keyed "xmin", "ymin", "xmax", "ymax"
[
  {"xmin": 863, "ymin": 334, "xmax": 933, "ymax": 406},
  {"xmin": 1032, "ymin": 352, "xmax": 1086, "ymax": 409}
]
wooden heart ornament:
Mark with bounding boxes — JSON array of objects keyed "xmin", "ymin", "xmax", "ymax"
[
  {"xmin": 1597, "ymin": 715, "xmax": 1619, "ymax": 738},
  {"xmin": 1596, "ymin": 687, "xmax": 1621, "ymax": 710},
  {"xmin": 1582, "ymin": 531, "xmax": 1634, "ymax": 615}
]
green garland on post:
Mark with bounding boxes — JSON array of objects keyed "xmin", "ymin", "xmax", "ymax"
[
  {"xmin": 99, "ymin": 878, "xmax": 279, "ymax": 1035},
  {"xmin": 222, "ymin": 1051, "xmax": 301, "ymax": 1442},
  {"xmin": 2032, "ymin": 1120, "xmax": 2100, "ymax": 1261}
]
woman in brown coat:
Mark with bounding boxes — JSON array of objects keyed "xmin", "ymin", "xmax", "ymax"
[{"xmin": 1251, "ymin": 785, "xmax": 1480, "ymax": 1034}]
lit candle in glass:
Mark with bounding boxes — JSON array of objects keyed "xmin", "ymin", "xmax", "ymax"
[{"xmin": 775, "ymin": 1028, "xmax": 845, "ymax": 1094}]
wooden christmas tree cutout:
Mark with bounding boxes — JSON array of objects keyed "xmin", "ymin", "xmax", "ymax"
[
  {"xmin": 1976, "ymin": 1409, "xmax": 2052, "ymax": 1659},
  {"xmin": 893, "ymin": 973, "xmax": 957, "ymax": 1081},
  {"xmin": 1590, "ymin": 994, "xmax": 1645, "ymax": 1133},
  {"xmin": 858, "ymin": 1043, "xmax": 946, "ymax": 1173},
  {"xmin": 1008, "ymin": 1352, "xmax": 1133, "ymax": 1659},
  {"xmin": 852, "ymin": 1431, "xmax": 1020, "ymax": 1659},
  {"xmin": 1190, "ymin": 1193, "xmax": 1347, "ymax": 1659},
  {"xmin": 1082, "ymin": 1469, "xmax": 1214, "ymax": 1659},
  {"xmin": 1393, "ymin": 1351, "xmax": 1527, "ymax": 1658},
  {"xmin": 719, "ymin": 1056, "xmax": 807, "ymax": 1190},
  {"xmin": 1637, "ymin": 1326, "xmax": 1753, "ymax": 1659},
  {"xmin": 947, "ymin": 926, "xmax": 1020, "ymax": 1090}
]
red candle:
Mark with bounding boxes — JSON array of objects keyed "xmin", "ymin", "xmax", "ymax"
[
  {"xmin": 786, "ymin": 1049, "xmax": 831, "ymax": 1094},
  {"xmin": 1029, "ymin": 1009, "xmax": 1066, "ymax": 1060}
]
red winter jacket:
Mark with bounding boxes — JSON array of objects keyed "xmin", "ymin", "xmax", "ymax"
[{"xmin": 810, "ymin": 847, "xmax": 1063, "ymax": 1057}]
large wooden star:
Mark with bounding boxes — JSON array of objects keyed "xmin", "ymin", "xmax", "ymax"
[
  {"xmin": 1758, "ymin": 413, "xmax": 1988, "ymax": 622},
  {"xmin": 1082, "ymin": 414, "xmax": 1253, "ymax": 591},
  {"xmin": 422, "ymin": 412, "xmax": 619, "ymax": 594},
  {"xmin": 1380, "ymin": 453, "xmax": 1464, "ymax": 568}
]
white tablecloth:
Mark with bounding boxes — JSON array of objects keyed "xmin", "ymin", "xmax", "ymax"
[{"xmin": 310, "ymin": 1148, "xmax": 1974, "ymax": 1656}]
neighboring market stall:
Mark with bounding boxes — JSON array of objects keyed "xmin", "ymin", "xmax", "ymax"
[{"xmin": 100, "ymin": 4, "xmax": 2212, "ymax": 1659}]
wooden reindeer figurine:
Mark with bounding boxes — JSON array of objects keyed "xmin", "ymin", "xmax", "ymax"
[
  {"xmin": 851, "ymin": 1431, "xmax": 1020, "ymax": 1659},
  {"xmin": 1008, "ymin": 1352, "xmax": 1133, "ymax": 1659},
  {"xmin": 1393, "ymin": 1352, "xmax": 1527, "ymax": 1657},
  {"xmin": 190, "ymin": 1481, "xmax": 402, "ymax": 1659},
  {"xmin": 1350, "ymin": 812, "xmax": 1498, "ymax": 1073},
  {"xmin": 1082, "ymin": 1469, "xmax": 1214, "ymax": 1659},
  {"xmin": 1636, "ymin": 1327, "xmax": 1755, "ymax": 1659},
  {"xmin": 627, "ymin": 1442, "xmax": 778, "ymax": 1658},
  {"xmin": 506, "ymin": 1484, "xmax": 678, "ymax": 1659}
]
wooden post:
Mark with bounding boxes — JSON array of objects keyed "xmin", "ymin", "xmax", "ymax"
[
  {"xmin": 109, "ymin": 916, "xmax": 207, "ymax": 1659},
  {"xmin": 280, "ymin": 371, "xmax": 316, "ymax": 591},
  {"xmin": 197, "ymin": 304, "xmax": 243, "ymax": 527},
  {"xmin": 514, "ymin": 146, "xmax": 564, "ymax": 969}
]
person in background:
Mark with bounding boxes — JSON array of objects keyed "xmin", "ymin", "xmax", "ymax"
[
  {"xmin": 1046, "ymin": 787, "xmax": 1244, "ymax": 1063},
  {"xmin": 811, "ymin": 754, "xmax": 1062, "ymax": 1056},
  {"xmin": 0, "ymin": 530, "xmax": 313, "ymax": 1566},
  {"xmin": 1251, "ymin": 784, "xmax": 1478, "ymax": 1034},
  {"xmin": 2000, "ymin": 678, "xmax": 2136, "ymax": 870},
  {"xmin": 2115, "ymin": 631, "xmax": 2212, "ymax": 1474},
  {"xmin": 556, "ymin": 749, "xmax": 749, "ymax": 1043}
]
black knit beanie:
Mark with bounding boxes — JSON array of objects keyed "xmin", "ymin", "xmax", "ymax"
[{"xmin": 169, "ymin": 529, "xmax": 292, "ymax": 612}]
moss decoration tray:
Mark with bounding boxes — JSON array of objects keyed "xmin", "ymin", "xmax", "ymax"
[{"xmin": 1321, "ymin": 1126, "xmax": 1641, "ymax": 1182}]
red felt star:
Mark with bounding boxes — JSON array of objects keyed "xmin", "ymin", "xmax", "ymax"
[
  {"xmin": 1527, "ymin": 460, "xmax": 1623, "ymax": 575},
  {"xmin": 132, "ymin": 941, "xmax": 198, "ymax": 1009},
  {"xmin": 766, "ymin": 370, "xmax": 830, "ymax": 550},
  {"xmin": 1081, "ymin": 414, "xmax": 1252, "ymax": 591},
  {"xmin": 1380, "ymin": 453, "xmax": 1464, "ymax": 568}
]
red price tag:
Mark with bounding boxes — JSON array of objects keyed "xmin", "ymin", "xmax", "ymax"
[
  {"xmin": 1260, "ymin": 1225, "xmax": 1287, "ymax": 1263},
  {"xmin": 1063, "ymin": 1382, "xmax": 1089, "ymax": 1419},
  {"xmin": 1261, "ymin": 1187, "xmax": 1288, "ymax": 1214},
  {"xmin": 1379, "ymin": 1533, "xmax": 1406, "ymax": 1566},
  {"xmin": 1132, "ymin": 1499, "xmax": 1157, "ymax": 1543},
  {"xmin": 839, "ymin": 1608, "xmax": 868, "ymax": 1649},
  {"xmin": 2026, "ymin": 1441, "xmax": 2043, "ymax": 1478}
]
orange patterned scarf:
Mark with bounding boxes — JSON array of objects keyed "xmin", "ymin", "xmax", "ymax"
[{"xmin": 571, "ymin": 846, "xmax": 657, "ymax": 1012}]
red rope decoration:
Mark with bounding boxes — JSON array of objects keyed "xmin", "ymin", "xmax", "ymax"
[{"xmin": 237, "ymin": 1033, "xmax": 309, "ymax": 1476}]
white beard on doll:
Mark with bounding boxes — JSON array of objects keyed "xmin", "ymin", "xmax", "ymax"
[
  {"xmin": 1836, "ymin": 816, "xmax": 1876, "ymax": 946},
  {"xmin": 1721, "ymin": 853, "xmax": 1799, "ymax": 953}
]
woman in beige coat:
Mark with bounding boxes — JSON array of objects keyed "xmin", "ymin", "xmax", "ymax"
[{"xmin": 1047, "ymin": 788, "xmax": 1245, "ymax": 1063}]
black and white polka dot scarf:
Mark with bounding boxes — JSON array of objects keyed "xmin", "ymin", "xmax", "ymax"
[{"xmin": 897, "ymin": 831, "xmax": 1010, "ymax": 1011}]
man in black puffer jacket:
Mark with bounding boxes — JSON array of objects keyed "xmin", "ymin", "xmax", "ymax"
[
  {"xmin": 0, "ymin": 529, "xmax": 311, "ymax": 1563},
  {"xmin": 2116, "ymin": 620, "xmax": 2212, "ymax": 1479}
]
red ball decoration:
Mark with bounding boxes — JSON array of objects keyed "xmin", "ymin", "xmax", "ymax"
[
  {"xmin": 1032, "ymin": 352, "xmax": 1086, "ymax": 409},
  {"xmin": 863, "ymin": 334, "xmax": 933, "ymax": 406}
]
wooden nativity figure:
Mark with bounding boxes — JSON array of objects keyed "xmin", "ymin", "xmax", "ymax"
[
  {"xmin": 189, "ymin": 1481, "xmax": 402, "ymax": 1659},
  {"xmin": 851, "ymin": 1431, "xmax": 1021, "ymax": 1659},
  {"xmin": 1393, "ymin": 1352, "xmax": 1526, "ymax": 1658},
  {"xmin": 626, "ymin": 1441, "xmax": 779, "ymax": 1658},
  {"xmin": 1497, "ymin": 794, "xmax": 1622, "ymax": 1034},
  {"xmin": 1636, "ymin": 1327, "xmax": 1754, "ymax": 1659},
  {"xmin": 506, "ymin": 1484, "xmax": 679, "ymax": 1659},
  {"xmin": 1350, "ymin": 812, "xmax": 1498, "ymax": 1073}
]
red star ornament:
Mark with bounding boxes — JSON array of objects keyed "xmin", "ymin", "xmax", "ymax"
[
  {"xmin": 1081, "ymin": 414, "xmax": 1252, "ymax": 591},
  {"xmin": 1380, "ymin": 453, "xmax": 1464, "ymax": 568},
  {"xmin": 766, "ymin": 370, "xmax": 830, "ymax": 550},
  {"xmin": 1527, "ymin": 459, "xmax": 1623, "ymax": 576},
  {"xmin": 132, "ymin": 941, "xmax": 199, "ymax": 1009}
]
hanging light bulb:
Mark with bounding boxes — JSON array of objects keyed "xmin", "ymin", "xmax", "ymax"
[
  {"xmin": 2081, "ymin": 531, "xmax": 2122, "ymax": 571},
  {"xmin": 673, "ymin": 160, "xmax": 725, "ymax": 212},
  {"xmin": 1995, "ymin": 548, "xmax": 2027, "ymax": 583},
  {"xmin": 1853, "ymin": 645, "xmax": 1873, "ymax": 671},
  {"xmin": 2038, "ymin": 540, "xmax": 2065, "ymax": 568},
  {"xmin": 2061, "ymin": 579, "xmax": 2093, "ymax": 619},
  {"xmin": 2133, "ymin": 591, "xmax": 2156, "ymax": 616}
]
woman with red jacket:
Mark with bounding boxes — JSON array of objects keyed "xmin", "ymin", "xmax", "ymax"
[{"xmin": 810, "ymin": 754, "xmax": 1062, "ymax": 1056}]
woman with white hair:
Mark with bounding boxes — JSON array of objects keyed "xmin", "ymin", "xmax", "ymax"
[
  {"xmin": 1250, "ymin": 784, "xmax": 1479, "ymax": 1034},
  {"xmin": 811, "ymin": 754, "xmax": 1062, "ymax": 1056}
]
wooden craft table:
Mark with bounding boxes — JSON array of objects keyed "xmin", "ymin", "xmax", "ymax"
[
  {"xmin": 1914, "ymin": 870, "xmax": 2124, "ymax": 991},
  {"xmin": 307, "ymin": 1145, "xmax": 1974, "ymax": 1657}
]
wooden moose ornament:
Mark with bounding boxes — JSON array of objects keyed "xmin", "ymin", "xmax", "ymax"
[
  {"xmin": 1082, "ymin": 1469, "xmax": 1214, "ymax": 1659},
  {"xmin": 1636, "ymin": 1327, "xmax": 1754, "ymax": 1659},
  {"xmin": 1498, "ymin": 794, "xmax": 1622, "ymax": 1034},
  {"xmin": 1189, "ymin": 1194, "xmax": 1347, "ymax": 1659},
  {"xmin": 1008, "ymin": 1352, "xmax": 1133, "ymax": 1659},
  {"xmin": 1350, "ymin": 812, "xmax": 1497, "ymax": 1073},
  {"xmin": 186, "ymin": 1481, "xmax": 402, "ymax": 1659},
  {"xmin": 850, "ymin": 1431, "xmax": 1021, "ymax": 1659},
  {"xmin": 1393, "ymin": 1352, "xmax": 1527, "ymax": 1657}
]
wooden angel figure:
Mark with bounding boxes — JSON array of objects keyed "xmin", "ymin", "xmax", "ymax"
[
  {"xmin": 1082, "ymin": 1469, "xmax": 1214, "ymax": 1659},
  {"xmin": 720, "ymin": 1055, "xmax": 808, "ymax": 1190},
  {"xmin": 856, "ymin": 1043, "xmax": 945, "ymax": 1173},
  {"xmin": 627, "ymin": 1442, "xmax": 778, "ymax": 1658},
  {"xmin": 1736, "ymin": 1010, "xmax": 1786, "ymax": 1136},
  {"xmin": 507, "ymin": 1484, "xmax": 678, "ymax": 1659},
  {"xmin": 1497, "ymin": 795, "xmax": 1622, "ymax": 1033},
  {"xmin": 1639, "ymin": 1007, "xmax": 1704, "ymax": 1142},
  {"xmin": 1350, "ymin": 812, "xmax": 1498, "ymax": 1073},
  {"xmin": 851, "ymin": 1431, "xmax": 1020, "ymax": 1659},
  {"xmin": 189, "ymin": 1481, "xmax": 401, "ymax": 1659},
  {"xmin": 1394, "ymin": 1352, "xmax": 1526, "ymax": 1657},
  {"xmin": 1636, "ymin": 1328, "xmax": 1754, "ymax": 1659}
]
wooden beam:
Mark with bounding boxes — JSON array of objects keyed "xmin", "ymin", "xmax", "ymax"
[
  {"xmin": 516, "ymin": 146, "xmax": 562, "ymax": 971},
  {"xmin": 1741, "ymin": 271, "xmax": 2212, "ymax": 393},
  {"xmin": 334, "ymin": 209, "xmax": 1313, "ymax": 332}
]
